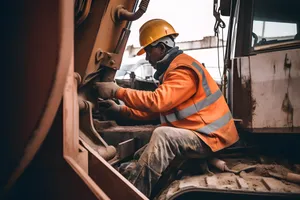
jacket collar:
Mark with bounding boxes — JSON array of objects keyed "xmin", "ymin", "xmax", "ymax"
[{"xmin": 154, "ymin": 47, "xmax": 183, "ymax": 81}]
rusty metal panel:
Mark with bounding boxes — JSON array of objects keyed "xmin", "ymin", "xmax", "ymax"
[
  {"xmin": 3, "ymin": 0, "xmax": 73, "ymax": 192},
  {"xmin": 232, "ymin": 49, "xmax": 300, "ymax": 133},
  {"xmin": 250, "ymin": 49, "xmax": 300, "ymax": 133},
  {"xmin": 75, "ymin": 0, "xmax": 109, "ymax": 77},
  {"xmin": 231, "ymin": 56, "xmax": 254, "ymax": 129},
  {"xmin": 157, "ymin": 170, "xmax": 300, "ymax": 200},
  {"xmin": 6, "ymin": 108, "xmax": 109, "ymax": 200},
  {"xmin": 75, "ymin": 0, "xmax": 137, "ymax": 81},
  {"xmin": 81, "ymin": 139, "xmax": 148, "ymax": 200}
]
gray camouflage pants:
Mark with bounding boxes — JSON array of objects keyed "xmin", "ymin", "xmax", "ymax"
[{"xmin": 118, "ymin": 126, "xmax": 212, "ymax": 197}]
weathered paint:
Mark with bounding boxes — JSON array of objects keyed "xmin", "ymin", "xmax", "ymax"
[
  {"xmin": 75, "ymin": 0, "xmax": 137, "ymax": 82},
  {"xmin": 250, "ymin": 49, "xmax": 300, "ymax": 132},
  {"xmin": 157, "ymin": 170, "xmax": 300, "ymax": 200},
  {"xmin": 232, "ymin": 49, "xmax": 300, "ymax": 133},
  {"xmin": 3, "ymin": 0, "xmax": 73, "ymax": 192},
  {"xmin": 231, "ymin": 57, "xmax": 256, "ymax": 128}
]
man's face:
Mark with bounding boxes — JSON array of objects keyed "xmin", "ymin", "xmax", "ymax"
[{"xmin": 144, "ymin": 44, "xmax": 166, "ymax": 69}]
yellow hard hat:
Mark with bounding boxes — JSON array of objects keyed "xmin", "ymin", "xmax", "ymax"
[{"xmin": 137, "ymin": 19, "xmax": 179, "ymax": 56}]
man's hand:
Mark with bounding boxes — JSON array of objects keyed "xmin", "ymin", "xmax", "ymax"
[
  {"xmin": 98, "ymin": 99, "xmax": 121, "ymax": 120},
  {"xmin": 94, "ymin": 82, "xmax": 121, "ymax": 99}
]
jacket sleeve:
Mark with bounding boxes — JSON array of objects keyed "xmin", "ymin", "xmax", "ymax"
[
  {"xmin": 116, "ymin": 67, "xmax": 198, "ymax": 112},
  {"xmin": 120, "ymin": 105, "xmax": 160, "ymax": 120}
]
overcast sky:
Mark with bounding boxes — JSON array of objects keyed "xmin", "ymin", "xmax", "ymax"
[{"xmin": 127, "ymin": 0, "xmax": 229, "ymax": 47}]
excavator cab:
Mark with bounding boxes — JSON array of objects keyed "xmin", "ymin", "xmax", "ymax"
[{"xmin": 224, "ymin": 0, "xmax": 300, "ymax": 134}]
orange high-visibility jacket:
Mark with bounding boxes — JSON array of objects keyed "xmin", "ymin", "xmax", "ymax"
[{"xmin": 116, "ymin": 53, "xmax": 239, "ymax": 152}]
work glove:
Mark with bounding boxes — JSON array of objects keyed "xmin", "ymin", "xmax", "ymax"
[
  {"xmin": 94, "ymin": 82, "xmax": 121, "ymax": 99},
  {"xmin": 98, "ymin": 99, "xmax": 121, "ymax": 120}
]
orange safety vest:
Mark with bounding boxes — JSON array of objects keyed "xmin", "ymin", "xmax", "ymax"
[{"xmin": 159, "ymin": 53, "xmax": 239, "ymax": 152}]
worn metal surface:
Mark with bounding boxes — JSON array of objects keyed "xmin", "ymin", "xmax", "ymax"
[
  {"xmin": 250, "ymin": 49, "xmax": 300, "ymax": 132},
  {"xmin": 118, "ymin": 138, "xmax": 136, "ymax": 160},
  {"xmin": 231, "ymin": 57, "xmax": 255, "ymax": 129},
  {"xmin": 4, "ymin": 0, "xmax": 147, "ymax": 198},
  {"xmin": 75, "ymin": 0, "xmax": 138, "ymax": 114},
  {"xmin": 95, "ymin": 121, "xmax": 155, "ymax": 147},
  {"xmin": 79, "ymin": 101, "xmax": 117, "ymax": 161},
  {"xmin": 5, "ymin": 106, "xmax": 105, "ymax": 200},
  {"xmin": 157, "ymin": 167, "xmax": 300, "ymax": 200},
  {"xmin": 115, "ymin": 0, "xmax": 149, "ymax": 21},
  {"xmin": 75, "ymin": 0, "xmax": 137, "ymax": 82},
  {"xmin": 75, "ymin": 0, "xmax": 92, "ymax": 28},
  {"xmin": 3, "ymin": 0, "xmax": 73, "ymax": 192},
  {"xmin": 231, "ymin": 49, "xmax": 300, "ymax": 133},
  {"xmin": 81, "ymin": 139, "xmax": 148, "ymax": 200},
  {"xmin": 64, "ymin": 65, "xmax": 111, "ymax": 199}
]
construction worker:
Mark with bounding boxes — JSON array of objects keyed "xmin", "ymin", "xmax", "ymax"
[{"xmin": 94, "ymin": 19, "xmax": 239, "ymax": 197}]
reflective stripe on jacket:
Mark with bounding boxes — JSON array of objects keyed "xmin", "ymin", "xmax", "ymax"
[
  {"xmin": 159, "ymin": 53, "xmax": 239, "ymax": 151},
  {"xmin": 117, "ymin": 53, "xmax": 239, "ymax": 152}
]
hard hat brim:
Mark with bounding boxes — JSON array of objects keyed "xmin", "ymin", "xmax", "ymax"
[{"xmin": 137, "ymin": 48, "xmax": 145, "ymax": 56}]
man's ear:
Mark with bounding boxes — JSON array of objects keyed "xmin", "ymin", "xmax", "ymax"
[{"xmin": 159, "ymin": 43, "xmax": 167, "ymax": 54}]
